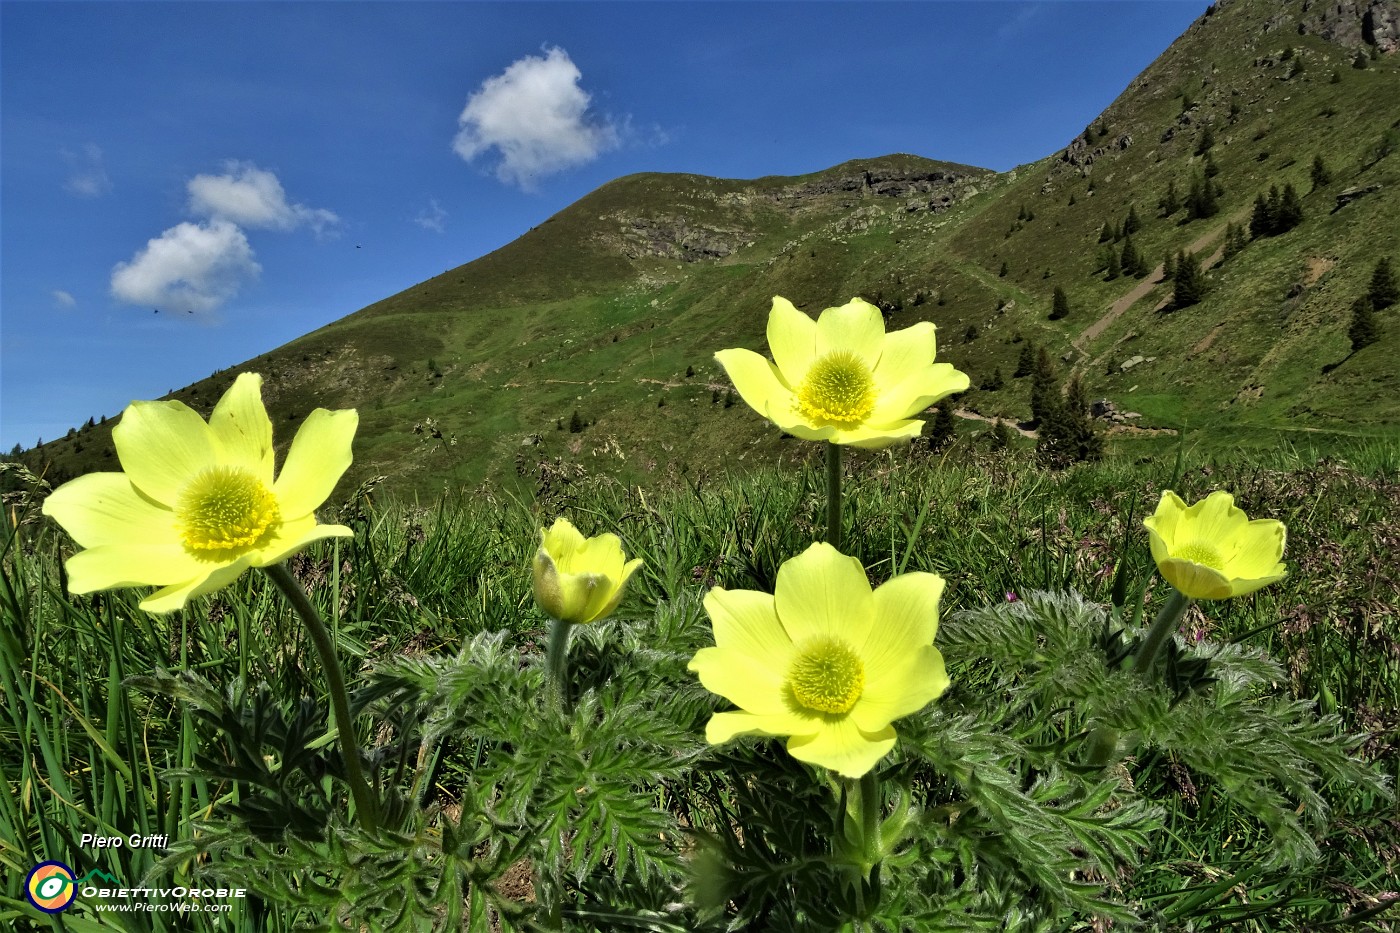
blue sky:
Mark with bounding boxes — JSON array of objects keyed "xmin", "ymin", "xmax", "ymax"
[{"xmin": 0, "ymin": 1, "xmax": 1206, "ymax": 451}]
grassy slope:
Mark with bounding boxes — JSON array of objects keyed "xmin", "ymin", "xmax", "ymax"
[{"xmin": 16, "ymin": 0, "xmax": 1400, "ymax": 499}]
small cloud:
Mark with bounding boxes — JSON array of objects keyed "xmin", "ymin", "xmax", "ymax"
[
  {"xmin": 187, "ymin": 161, "xmax": 339, "ymax": 235},
  {"xmin": 453, "ymin": 46, "xmax": 619, "ymax": 189},
  {"xmin": 110, "ymin": 219, "xmax": 260, "ymax": 314},
  {"xmin": 61, "ymin": 143, "xmax": 111, "ymax": 197},
  {"xmin": 414, "ymin": 198, "xmax": 448, "ymax": 233},
  {"xmin": 51, "ymin": 289, "xmax": 77, "ymax": 309}
]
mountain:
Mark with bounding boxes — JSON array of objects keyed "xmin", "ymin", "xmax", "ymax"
[{"xmin": 17, "ymin": 0, "xmax": 1400, "ymax": 497}]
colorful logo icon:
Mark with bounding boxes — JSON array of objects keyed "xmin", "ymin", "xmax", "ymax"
[{"xmin": 25, "ymin": 861, "xmax": 77, "ymax": 913}]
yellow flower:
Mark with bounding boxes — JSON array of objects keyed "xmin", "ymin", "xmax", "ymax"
[
  {"xmin": 688, "ymin": 543, "xmax": 950, "ymax": 778},
  {"xmin": 714, "ymin": 296, "xmax": 969, "ymax": 448},
  {"xmin": 532, "ymin": 518, "xmax": 642, "ymax": 625},
  {"xmin": 1143, "ymin": 490, "xmax": 1287, "ymax": 600},
  {"xmin": 41, "ymin": 373, "xmax": 357, "ymax": 613}
]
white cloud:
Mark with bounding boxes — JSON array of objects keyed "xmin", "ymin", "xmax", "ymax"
[
  {"xmin": 61, "ymin": 143, "xmax": 111, "ymax": 197},
  {"xmin": 51, "ymin": 290, "xmax": 77, "ymax": 309},
  {"xmin": 110, "ymin": 219, "xmax": 260, "ymax": 314},
  {"xmin": 453, "ymin": 46, "xmax": 619, "ymax": 189},
  {"xmin": 187, "ymin": 161, "xmax": 339, "ymax": 235},
  {"xmin": 414, "ymin": 198, "xmax": 448, "ymax": 233}
]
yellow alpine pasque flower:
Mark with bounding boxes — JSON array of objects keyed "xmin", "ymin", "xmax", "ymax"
[
  {"xmin": 532, "ymin": 518, "xmax": 642, "ymax": 625},
  {"xmin": 41, "ymin": 373, "xmax": 357, "ymax": 613},
  {"xmin": 688, "ymin": 542, "xmax": 950, "ymax": 778},
  {"xmin": 1143, "ymin": 490, "xmax": 1287, "ymax": 600},
  {"xmin": 714, "ymin": 296, "xmax": 969, "ymax": 448}
]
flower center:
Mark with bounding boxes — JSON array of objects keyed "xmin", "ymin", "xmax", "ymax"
[
  {"xmin": 1175, "ymin": 540, "xmax": 1223, "ymax": 571},
  {"xmin": 796, "ymin": 352, "xmax": 877, "ymax": 427},
  {"xmin": 177, "ymin": 466, "xmax": 281, "ymax": 555},
  {"xmin": 787, "ymin": 637, "xmax": 865, "ymax": 715}
]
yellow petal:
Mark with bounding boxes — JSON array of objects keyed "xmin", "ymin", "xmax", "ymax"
[
  {"xmin": 703, "ymin": 587, "xmax": 794, "ymax": 663},
  {"xmin": 138, "ymin": 557, "xmax": 255, "ymax": 614},
  {"xmin": 705, "ymin": 709, "xmax": 819, "ymax": 745},
  {"xmin": 273, "ymin": 408, "xmax": 358, "ymax": 518},
  {"xmin": 870, "ymin": 352, "xmax": 970, "ymax": 424},
  {"xmin": 862, "ymin": 571, "xmax": 945, "ymax": 667},
  {"xmin": 766, "ymin": 296, "xmax": 816, "ymax": 382},
  {"xmin": 64, "ymin": 543, "xmax": 207, "ymax": 593},
  {"xmin": 688, "ymin": 646, "xmax": 790, "ymax": 715},
  {"xmin": 850, "ymin": 646, "xmax": 949, "ymax": 733},
  {"xmin": 785, "ymin": 717, "xmax": 896, "ymax": 778},
  {"xmin": 541, "ymin": 518, "xmax": 586, "ymax": 563},
  {"xmin": 773, "ymin": 543, "xmax": 873, "ymax": 645},
  {"xmin": 113, "ymin": 399, "xmax": 219, "ymax": 505},
  {"xmin": 249, "ymin": 514, "xmax": 353, "ymax": 567},
  {"xmin": 814, "ymin": 299, "xmax": 884, "ymax": 369},
  {"xmin": 208, "ymin": 373, "xmax": 275, "ymax": 485},
  {"xmin": 41, "ymin": 473, "xmax": 176, "ymax": 549},
  {"xmin": 830, "ymin": 419, "xmax": 926, "ymax": 449},
  {"xmin": 589, "ymin": 557, "xmax": 642, "ymax": 621},
  {"xmin": 714, "ymin": 348, "xmax": 794, "ymax": 421}
]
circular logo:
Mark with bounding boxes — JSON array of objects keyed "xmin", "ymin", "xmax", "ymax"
[{"xmin": 25, "ymin": 861, "xmax": 77, "ymax": 913}]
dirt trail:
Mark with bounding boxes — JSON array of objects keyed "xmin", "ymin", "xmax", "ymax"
[
  {"xmin": 953, "ymin": 408, "xmax": 1037, "ymax": 438},
  {"xmin": 1073, "ymin": 211, "xmax": 1246, "ymax": 351}
]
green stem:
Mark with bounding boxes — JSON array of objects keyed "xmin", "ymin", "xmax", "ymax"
[
  {"xmin": 858, "ymin": 771, "xmax": 881, "ymax": 871},
  {"xmin": 545, "ymin": 616, "xmax": 574, "ymax": 713},
  {"xmin": 264, "ymin": 562, "xmax": 379, "ymax": 834},
  {"xmin": 826, "ymin": 441, "xmax": 843, "ymax": 552},
  {"xmin": 1132, "ymin": 588, "xmax": 1194, "ymax": 677}
]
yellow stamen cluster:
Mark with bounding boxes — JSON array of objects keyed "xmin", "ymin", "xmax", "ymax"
[
  {"xmin": 787, "ymin": 636, "xmax": 865, "ymax": 715},
  {"xmin": 1173, "ymin": 541, "xmax": 1223, "ymax": 572},
  {"xmin": 796, "ymin": 352, "xmax": 877, "ymax": 427},
  {"xmin": 178, "ymin": 466, "xmax": 280, "ymax": 554}
]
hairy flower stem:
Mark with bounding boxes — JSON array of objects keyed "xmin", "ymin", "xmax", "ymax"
[
  {"xmin": 264, "ymin": 562, "xmax": 378, "ymax": 834},
  {"xmin": 545, "ymin": 616, "xmax": 574, "ymax": 713},
  {"xmin": 1132, "ymin": 589, "xmax": 1195, "ymax": 677},
  {"xmin": 826, "ymin": 441, "xmax": 843, "ymax": 552}
]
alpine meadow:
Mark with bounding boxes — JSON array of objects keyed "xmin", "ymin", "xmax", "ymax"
[{"xmin": 3, "ymin": 0, "xmax": 1399, "ymax": 931}]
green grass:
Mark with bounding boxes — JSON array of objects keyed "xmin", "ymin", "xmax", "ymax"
[{"xmin": 2, "ymin": 438, "xmax": 1396, "ymax": 929}]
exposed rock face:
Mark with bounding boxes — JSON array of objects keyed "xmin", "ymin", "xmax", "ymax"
[
  {"xmin": 1061, "ymin": 133, "xmax": 1134, "ymax": 169},
  {"xmin": 1298, "ymin": 0, "xmax": 1400, "ymax": 53},
  {"xmin": 613, "ymin": 215, "xmax": 742, "ymax": 262}
]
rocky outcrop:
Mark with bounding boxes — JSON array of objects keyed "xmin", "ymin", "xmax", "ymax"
[
  {"xmin": 610, "ymin": 215, "xmax": 743, "ymax": 262},
  {"xmin": 1061, "ymin": 133, "xmax": 1134, "ymax": 169},
  {"xmin": 1298, "ymin": 1, "xmax": 1400, "ymax": 53}
]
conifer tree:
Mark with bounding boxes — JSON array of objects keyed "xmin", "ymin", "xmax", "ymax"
[
  {"xmin": 988, "ymin": 419, "xmax": 1013, "ymax": 450},
  {"xmin": 1105, "ymin": 249, "xmax": 1121, "ymax": 281},
  {"xmin": 1015, "ymin": 343, "xmax": 1036, "ymax": 378},
  {"xmin": 1311, "ymin": 154, "xmax": 1332, "ymax": 190},
  {"xmin": 1029, "ymin": 347, "xmax": 1061, "ymax": 426},
  {"xmin": 1123, "ymin": 204, "xmax": 1143, "ymax": 236},
  {"xmin": 1349, "ymin": 295, "xmax": 1379, "ymax": 351},
  {"xmin": 1173, "ymin": 250, "xmax": 1206, "ymax": 309},
  {"xmin": 1367, "ymin": 257, "xmax": 1398, "ymax": 309},
  {"xmin": 1250, "ymin": 192, "xmax": 1273, "ymax": 239},
  {"xmin": 1195, "ymin": 125, "xmax": 1215, "ymax": 156},
  {"xmin": 1186, "ymin": 172, "xmax": 1219, "ymax": 220},
  {"xmin": 1162, "ymin": 251, "xmax": 1177, "ymax": 281},
  {"xmin": 999, "ymin": 260, "xmax": 1009, "ymax": 278},
  {"xmin": 1098, "ymin": 221, "xmax": 1114, "ymax": 243},
  {"xmin": 1036, "ymin": 374, "xmax": 1103, "ymax": 467},
  {"xmin": 1120, "ymin": 235, "xmax": 1144, "ymax": 278},
  {"xmin": 980, "ymin": 367, "xmax": 1006, "ymax": 391},
  {"xmin": 1160, "ymin": 179, "xmax": 1180, "ymax": 216},
  {"xmin": 927, "ymin": 403, "xmax": 957, "ymax": 451},
  {"xmin": 1276, "ymin": 183, "xmax": 1305, "ymax": 232},
  {"xmin": 1050, "ymin": 286, "xmax": 1071, "ymax": 321},
  {"xmin": 1203, "ymin": 152, "xmax": 1220, "ymax": 178}
]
